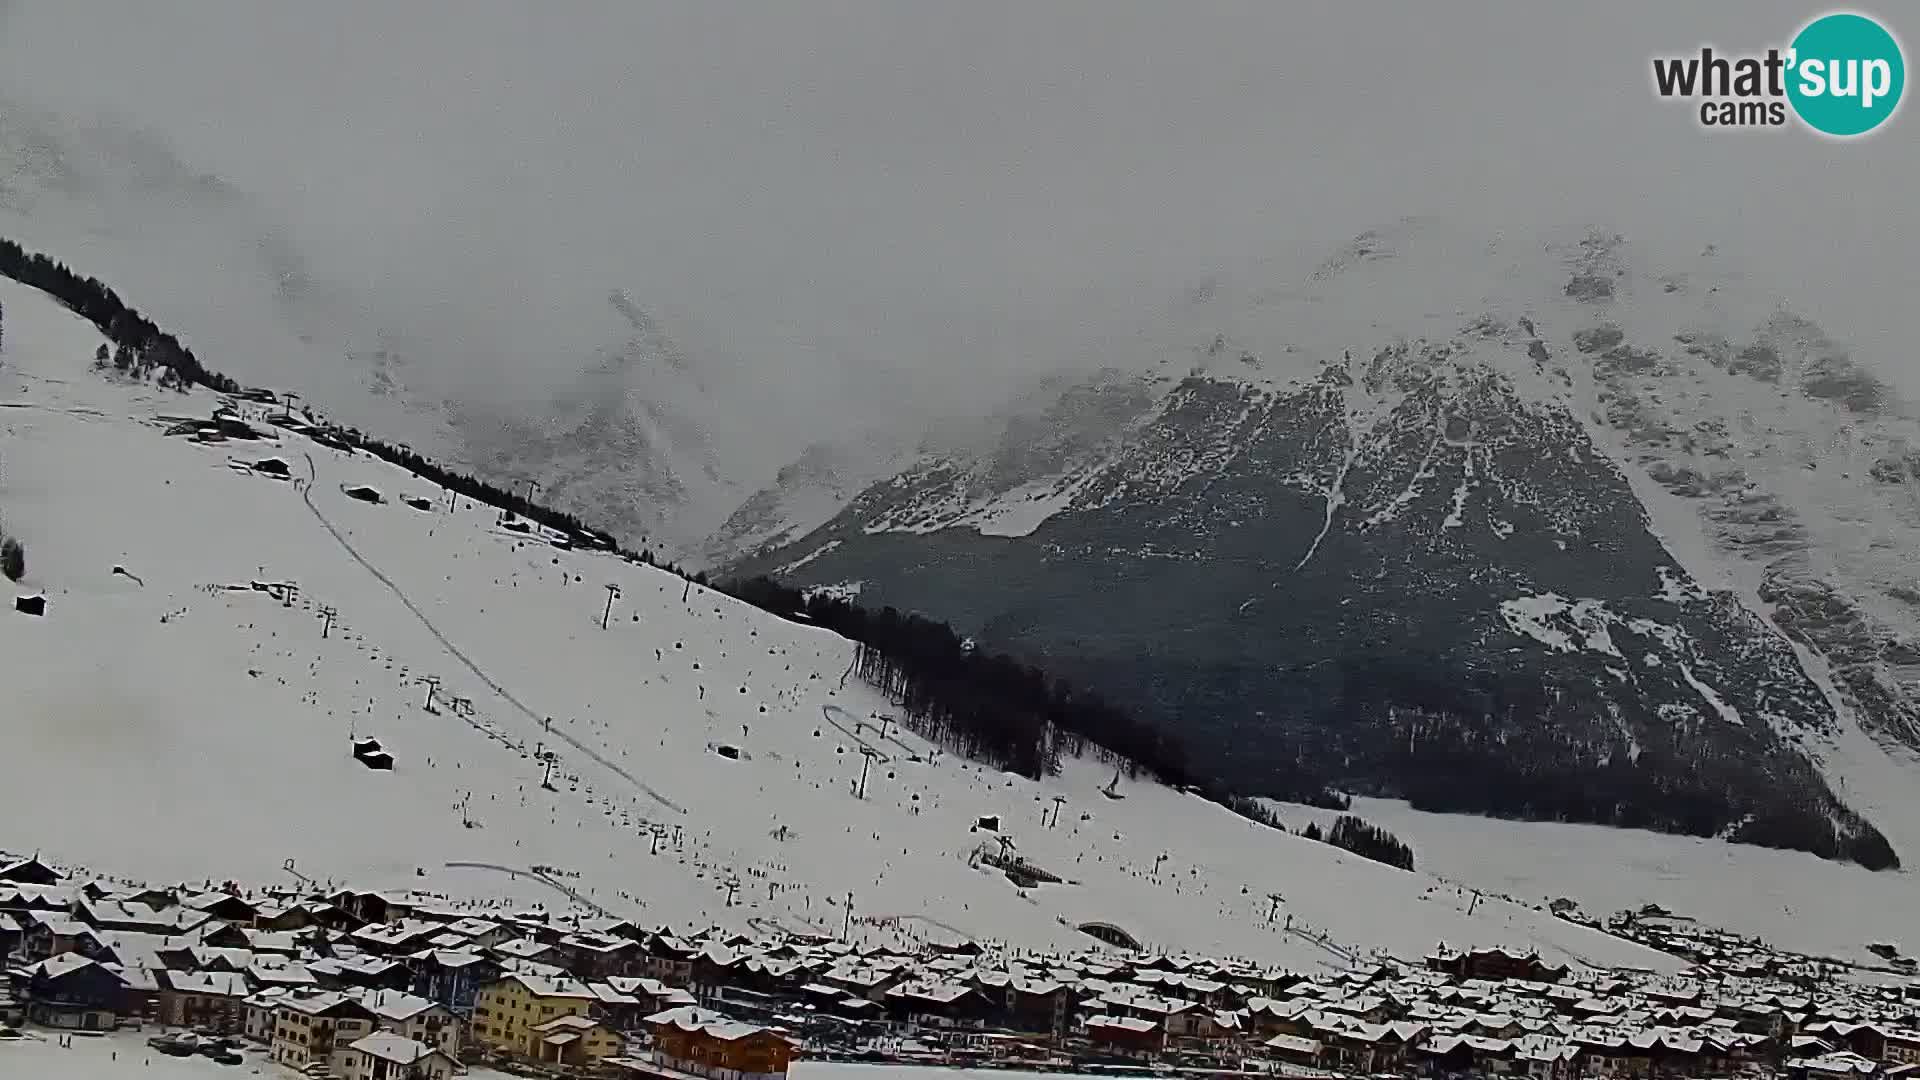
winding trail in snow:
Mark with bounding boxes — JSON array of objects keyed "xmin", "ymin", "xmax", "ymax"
[
  {"xmin": 860, "ymin": 912, "xmax": 980, "ymax": 942},
  {"xmin": 300, "ymin": 451, "xmax": 687, "ymax": 815},
  {"xmin": 820, "ymin": 703, "xmax": 895, "ymax": 762},
  {"xmin": 1281, "ymin": 924, "xmax": 1360, "ymax": 966},
  {"xmin": 442, "ymin": 860, "xmax": 618, "ymax": 917}
]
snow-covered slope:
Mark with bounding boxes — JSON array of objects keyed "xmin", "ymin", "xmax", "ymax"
[
  {"xmin": 0, "ymin": 104, "xmax": 745, "ymax": 556},
  {"xmin": 0, "ymin": 276, "xmax": 1677, "ymax": 975}
]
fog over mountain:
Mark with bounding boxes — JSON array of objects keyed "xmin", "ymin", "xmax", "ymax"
[{"xmin": 0, "ymin": 1, "xmax": 1915, "ymax": 552}]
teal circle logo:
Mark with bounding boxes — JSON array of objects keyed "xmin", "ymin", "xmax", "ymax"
[{"xmin": 1787, "ymin": 12, "xmax": 1905, "ymax": 137}]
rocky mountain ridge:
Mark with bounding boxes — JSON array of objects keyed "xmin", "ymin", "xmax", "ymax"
[{"xmin": 725, "ymin": 222, "xmax": 1920, "ymax": 868}]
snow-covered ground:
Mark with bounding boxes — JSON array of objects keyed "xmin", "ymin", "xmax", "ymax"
[
  {"xmin": 0, "ymin": 1032, "xmax": 514, "ymax": 1079},
  {"xmin": 0, "ymin": 1039, "xmax": 1004, "ymax": 1080},
  {"xmin": 795, "ymin": 1066, "xmax": 1063, "ymax": 1080},
  {"xmin": 0, "ymin": 1035, "xmax": 250, "ymax": 1080},
  {"xmin": 0, "ymin": 276, "xmax": 1676, "ymax": 974},
  {"xmin": 1265, "ymin": 796, "xmax": 1920, "ymax": 966}
]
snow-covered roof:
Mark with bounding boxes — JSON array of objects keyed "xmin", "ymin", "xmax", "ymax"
[
  {"xmin": 356, "ymin": 989, "xmax": 442, "ymax": 1021},
  {"xmin": 247, "ymin": 960, "xmax": 319, "ymax": 987},
  {"xmin": 30, "ymin": 952, "xmax": 104, "ymax": 980},
  {"xmin": 1087, "ymin": 1014, "xmax": 1159, "ymax": 1034},
  {"xmin": 163, "ymin": 970, "xmax": 251, "ymax": 997},
  {"xmin": 348, "ymin": 1032, "xmax": 443, "ymax": 1065},
  {"xmin": 645, "ymin": 1005, "xmax": 781, "ymax": 1043},
  {"xmin": 504, "ymin": 973, "xmax": 596, "ymax": 999}
]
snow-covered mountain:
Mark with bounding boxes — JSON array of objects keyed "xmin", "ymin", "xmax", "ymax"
[
  {"xmin": 442, "ymin": 290, "xmax": 745, "ymax": 551},
  {"xmin": 728, "ymin": 220, "xmax": 1920, "ymax": 870},
  {"xmin": 0, "ymin": 100, "xmax": 743, "ymax": 556},
  {"xmin": 701, "ymin": 373, "xmax": 1154, "ymax": 567},
  {"xmin": 0, "ymin": 274, "xmax": 1682, "ymax": 973}
]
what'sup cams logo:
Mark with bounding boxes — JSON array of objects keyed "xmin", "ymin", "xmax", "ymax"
[{"xmin": 1653, "ymin": 11, "xmax": 1904, "ymax": 137}]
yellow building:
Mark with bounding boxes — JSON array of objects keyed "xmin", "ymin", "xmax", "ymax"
[{"xmin": 472, "ymin": 974, "xmax": 598, "ymax": 1058}]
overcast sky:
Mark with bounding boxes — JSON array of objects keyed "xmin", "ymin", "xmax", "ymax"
[{"xmin": 0, "ymin": 1, "xmax": 1914, "ymax": 459}]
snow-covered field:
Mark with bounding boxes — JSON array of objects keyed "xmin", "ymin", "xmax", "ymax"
[
  {"xmin": 0, "ymin": 1032, "xmax": 516, "ymax": 1080},
  {"xmin": 1265, "ymin": 796, "xmax": 1920, "ymax": 966},
  {"xmin": 795, "ymin": 1066, "xmax": 1064, "ymax": 1080},
  {"xmin": 0, "ymin": 276, "xmax": 1676, "ymax": 974},
  {"xmin": 0, "ymin": 1035, "xmax": 251, "ymax": 1080},
  {"xmin": 0, "ymin": 1039, "xmax": 1006, "ymax": 1080}
]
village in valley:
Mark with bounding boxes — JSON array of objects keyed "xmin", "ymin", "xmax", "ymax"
[{"xmin": 3, "ymin": 850, "xmax": 1920, "ymax": 1080}]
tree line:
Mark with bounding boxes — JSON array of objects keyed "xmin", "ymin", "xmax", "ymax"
[
  {"xmin": 1314, "ymin": 654, "xmax": 1901, "ymax": 871},
  {"xmin": 1382, "ymin": 710, "xmax": 1897, "ymax": 871},
  {"xmin": 0, "ymin": 236, "xmax": 631, "ymax": 552},
  {"xmin": 1217, "ymin": 795, "xmax": 1415, "ymax": 872},
  {"xmin": 1319, "ymin": 815, "xmax": 1416, "ymax": 871},
  {"xmin": 723, "ymin": 575, "xmax": 1193, "ymax": 785},
  {"xmin": 0, "ymin": 240, "xmax": 239, "ymax": 396},
  {"xmin": 0, "ymin": 526, "xmax": 22, "ymax": 582}
]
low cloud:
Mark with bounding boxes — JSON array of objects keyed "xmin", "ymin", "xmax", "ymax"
[{"xmin": 0, "ymin": 0, "xmax": 1913, "ymax": 502}]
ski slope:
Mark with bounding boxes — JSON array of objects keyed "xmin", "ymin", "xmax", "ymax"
[
  {"xmin": 0, "ymin": 277, "xmax": 1678, "ymax": 974},
  {"xmin": 1268, "ymin": 796, "xmax": 1920, "ymax": 968}
]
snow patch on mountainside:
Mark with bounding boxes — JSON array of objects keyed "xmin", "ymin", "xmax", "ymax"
[
  {"xmin": 1676, "ymin": 665, "xmax": 1743, "ymax": 727},
  {"xmin": 804, "ymin": 581, "xmax": 865, "ymax": 602},
  {"xmin": 776, "ymin": 539, "xmax": 841, "ymax": 575},
  {"xmin": 1499, "ymin": 594, "xmax": 1750, "ymax": 730},
  {"xmin": 1500, "ymin": 594, "xmax": 1624, "ymax": 657},
  {"xmin": 967, "ymin": 476, "xmax": 1099, "ymax": 538}
]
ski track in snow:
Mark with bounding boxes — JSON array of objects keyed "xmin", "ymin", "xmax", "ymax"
[
  {"xmin": 299, "ymin": 451, "xmax": 688, "ymax": 816},
  {"xmin": 442, "ymin": 861, "xmax": 616, "ymax": 917}
]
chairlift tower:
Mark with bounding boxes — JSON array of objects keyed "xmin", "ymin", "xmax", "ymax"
[{"xmin": 855, "ymin": 747, "xmax": 881, "ymax": 800}]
